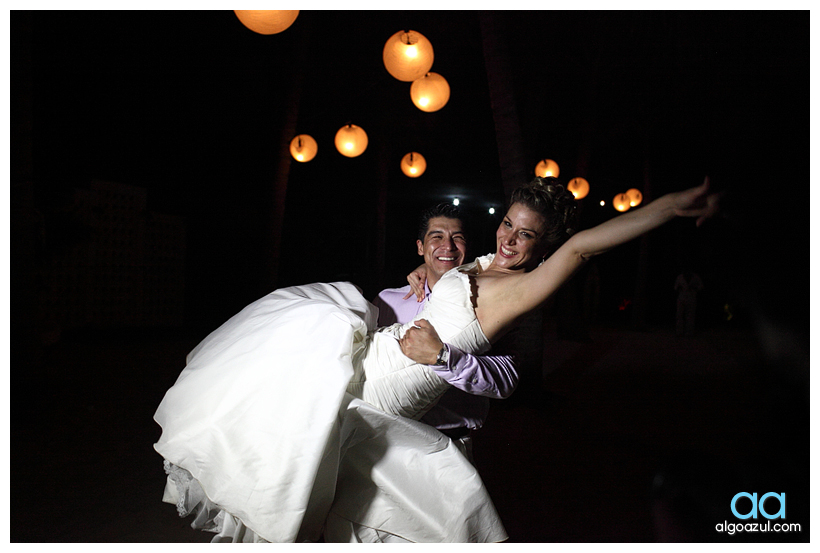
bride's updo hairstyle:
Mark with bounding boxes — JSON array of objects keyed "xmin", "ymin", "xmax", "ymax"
[{"xmin": 509, "ymin": 176, "xmax": 580, "ymax": 256}]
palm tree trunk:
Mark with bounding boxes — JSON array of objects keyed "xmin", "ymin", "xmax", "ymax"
[{"xmin": 478, "ymin": 13, "xmax": 528, "ymax": 199}]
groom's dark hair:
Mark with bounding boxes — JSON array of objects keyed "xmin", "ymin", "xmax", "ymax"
[{"xmin": 417, "ymin": 203, "xmax": 463, "ymax": 242}]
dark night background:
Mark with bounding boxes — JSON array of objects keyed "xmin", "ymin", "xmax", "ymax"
[{"xmin": 10, "ymin": 10, "xmax": 810, "ymax": 542}]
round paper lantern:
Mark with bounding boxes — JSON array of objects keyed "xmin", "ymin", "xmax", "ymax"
[
  {"xmin": 535, "ymin": 159, "xmax": 560, "ymax": 178},
  {"xmin": 613, "ymin": 193, "xmax": 631, "ymax": 212},
  {"xmin": 400, "ymin": 152, "xmax": 427, "ymax": 178},
  {"xmin": 383, "ymin": 30, "xmax": 434, "ymax": 82},
  {"xmin": 334, "ymin": 124, "xmax": 368, "ymax": 157},
  {"xmin": 289, "ymin": 134, "xmax": 317, "ymax": 163},
  {"xmin": 234, "ymin": 10, "xmax": 299, "ymax": 35},
  {"xmin": 626, "ymin": 188, "xmax": 643, "ymax": 207},
  {"xmin": 567, "ymin": 177, "xmax": 590, "ymax": 200},
  {"xmin": 410, "ymin": 72, "xmax": 450, "ymax": 112}
]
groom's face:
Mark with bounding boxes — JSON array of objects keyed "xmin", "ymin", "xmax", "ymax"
[{"xmin": 416, "ymin": 216, "xmax": 467, "ymax": 285}]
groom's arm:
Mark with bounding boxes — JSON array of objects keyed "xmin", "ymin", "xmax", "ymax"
[
  {"xmin": 380, "ymin": 288, "xmax": 519, "ymax": 399},
  {"xmin": 430, "ymin": 343, "xmax": 519, "ymax": 398},
  {"xmin": 399, "ymin": 323, "xmax": 518, "ymax": 399}
]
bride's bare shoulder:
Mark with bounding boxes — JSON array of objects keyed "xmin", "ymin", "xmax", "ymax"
[
  {"xmin": 472, "ymin": 269, "xmax": 527, "ymax": 305},
  {"xmin": 472, "ymin": 271, "xmax": 529, "ymax": 341}
]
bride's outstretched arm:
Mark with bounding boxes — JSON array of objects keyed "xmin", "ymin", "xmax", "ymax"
[
  {"xmin": 570, "ymin": 177, "xmax": 717, "ymax": 259},
  {"xmin": 499, "ymin": 178, "xmax": 719, "ymax": 319}
]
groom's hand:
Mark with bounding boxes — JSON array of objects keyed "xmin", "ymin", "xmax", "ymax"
[{"xmin": 400, "ymin": 319, "xmax": 444, "ymax": 365}]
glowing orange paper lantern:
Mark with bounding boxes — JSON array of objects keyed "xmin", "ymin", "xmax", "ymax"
[
  {"xmin": 626, "ymin": 188, "xmax": 643, "ymax": 207},
  {"xmin": 567, "ymin": 177, "xmax": 590, "ymax": 200},
  {"xmin": 383, "ymin": 30, "xmax": 434, "ymax": 82},
  {"xmin": 334, "ymin": 124, "xmax": 368, "ymax": 157},
  {"xmin": 410, "ymin": 72, "xmax": 450, "ymax": 112},
  {"xmin": 289, "ymin": 134, "xmax": 317, "ymax": 163},
  {"xmin": 234, "ymin": 10, "xmax": 299, "ymax": 35},
  {"xmin": 613, "ymin": 193, "xmax": 631, "ymax": 212},
  {"xmin": 535, "ymin": 159, "xmax": 560, "ymax": 178},
  {"xmin": 400, "ymin": 152, "xmax": 427, "ymax": 177}
]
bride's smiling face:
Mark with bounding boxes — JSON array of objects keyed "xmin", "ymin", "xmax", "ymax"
[{"xmin": 494, "ymin": 203, "xmax": 549, "ymax": 271}]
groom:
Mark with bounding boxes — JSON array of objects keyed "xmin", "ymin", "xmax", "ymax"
[
  {"xmin": 372, "ymin": 203, "xmax": 528, "ymax": 460},
  {"xmin": 323, "ymin": 203, "xmax": 538, "ymax": 543}
]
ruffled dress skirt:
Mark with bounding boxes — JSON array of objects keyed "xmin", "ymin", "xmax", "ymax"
[{"xmin": 154, "ymin": 281, "xmax": 506, "ymax": 542}]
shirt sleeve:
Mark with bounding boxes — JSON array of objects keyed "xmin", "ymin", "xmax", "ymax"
[{"xmin": 430, "ymin": 344, "xmax": 519, "ymax": 399}]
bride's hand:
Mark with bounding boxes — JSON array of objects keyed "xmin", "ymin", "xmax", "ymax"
[
  {"xmin": 403, "ymin": 264, "xmax": 428, "ymax": 302},
  {"xmin": 672, "ymin": 177, "xmax": 722, "ymax": 227}
]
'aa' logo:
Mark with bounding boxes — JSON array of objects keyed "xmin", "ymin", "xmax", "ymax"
[{"xmin": 731, "ymin": 493, "xmax": 786, "ymax": 520}]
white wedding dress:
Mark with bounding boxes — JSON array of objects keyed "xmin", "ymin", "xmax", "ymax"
[{"xmin": 153, "ymin": 265, "xmax": 507, "ymax": 543}]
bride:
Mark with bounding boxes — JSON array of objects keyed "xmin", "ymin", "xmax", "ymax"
[{"xmin": 154, "ymin": 177, "xmax": 718, "ymax": 542}]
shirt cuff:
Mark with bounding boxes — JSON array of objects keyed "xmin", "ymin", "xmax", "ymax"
[{"xmin": 430, "ymin": 343, "xmax": 464, "ymax": 373}]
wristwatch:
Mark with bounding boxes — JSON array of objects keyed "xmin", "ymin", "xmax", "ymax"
[{"xmin": 433, "ymin": 345, "xmax": 449, "ymax": 366}]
